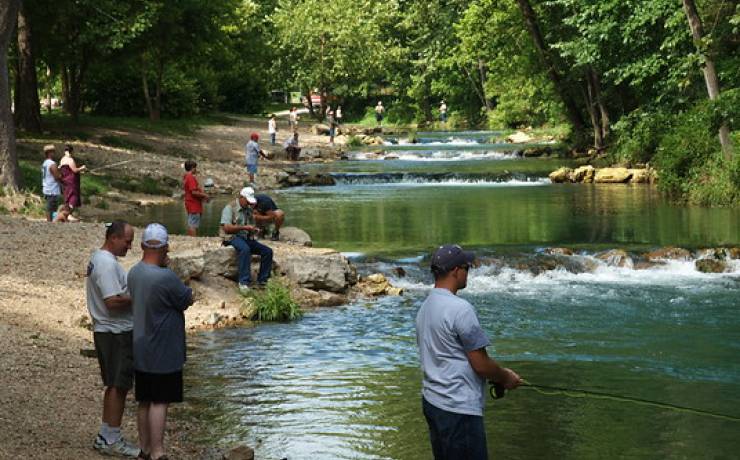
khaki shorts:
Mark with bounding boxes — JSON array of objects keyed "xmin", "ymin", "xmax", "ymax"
[{"xmin": 94, "ymin": 331, "xmax": 134, "ymax": 390}]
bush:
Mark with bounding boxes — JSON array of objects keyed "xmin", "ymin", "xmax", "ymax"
[
  {"xmin": 246, "ymin": 278, "xmax": 302, "ymax": 322},
  {"xmin": 346, "ymin": 135, "xmax": 364, "ymax": 147},
  {"xmin": 611, "ymin": 109, "xmax": 673, "ymax": 164}
]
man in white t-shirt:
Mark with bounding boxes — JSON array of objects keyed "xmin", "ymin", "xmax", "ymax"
[
  {"xmin": 416, "ymin": 244, "xmax": 521, "ymax": 460},
  {"xmin": 41, "ymin": 144, "xmax": 61, "ymax": 222},
  {"xmin": 86, "ymin": 221, "xmax": 141, "ymax": 457}
]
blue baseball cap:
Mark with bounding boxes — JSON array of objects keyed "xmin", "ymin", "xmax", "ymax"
[{"xmin": 431, "ymin": 244, "xmax": 475, "ymax": 272}]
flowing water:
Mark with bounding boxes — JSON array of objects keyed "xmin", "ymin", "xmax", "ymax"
[{"xmin": 135, "ymin": 133, "xmax": 740, "ymax": 459}]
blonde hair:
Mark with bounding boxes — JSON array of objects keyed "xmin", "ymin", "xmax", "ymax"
[{"xmin": 43, "ymin": 144, "xmax": 55, "ymax": 153}]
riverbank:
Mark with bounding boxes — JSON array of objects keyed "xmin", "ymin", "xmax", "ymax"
[{"xmin": 0, "ymin": 213, "xmax": 393, "ymax": 458}]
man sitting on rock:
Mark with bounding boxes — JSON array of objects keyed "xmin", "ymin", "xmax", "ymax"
[
  {"xmin": 220, "ymin": 187, "xmax": 273, "ymax": 293},
  {"xmin": 283, "ymin": 132, "xmax": 301, "ymax": 161},
  {"xmin": 253, "ymin": 193, "xmax": 285, "ymax": 241}
]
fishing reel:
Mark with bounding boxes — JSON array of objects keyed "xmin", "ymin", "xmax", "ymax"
[{"xmin": 490, "ymin": 382, "xmax": 506, "ymax": 400}]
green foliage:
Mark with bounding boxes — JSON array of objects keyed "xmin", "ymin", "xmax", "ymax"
[
  {"xmin": 18, "ymin": 160, "xmax": 42, "ymax": 195},
  {"xmin": 346, "ymin": 136, "xmax": 364, "ymax": 148},
  {"xmin": 246, "ymin": 278, "xmax": 303, "ymax": 322},
  {"xmin": 652, "ymin": 101, "xmax": 738, "ymax": 205},
  {"xmin": 81, "ymin": 175, "xmax": 109, "ymax": 197}
]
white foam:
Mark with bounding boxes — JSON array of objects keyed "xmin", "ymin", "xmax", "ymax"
[
  {"xmin": 346, "ymin": 151, "xmax": 519, "ymax": 162},
  {"xmin": 373, "ymin": 178, "xmax": 550, "ymax": 187}
]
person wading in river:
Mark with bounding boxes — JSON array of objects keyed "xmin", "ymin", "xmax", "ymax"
[{"xmin": 416, "ymin": 244, "xmax": 522, "ymax": 460}]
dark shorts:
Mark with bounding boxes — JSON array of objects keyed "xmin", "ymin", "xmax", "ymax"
[
  {"xmin": 44, "ymin": 194, "xmax": 59, "ymax": 216},
  {"xmin": 94, "ymin": 331, "xmax": 134, "ymax": 390},
  {"xmin": 422, "ymin": 397, "xmax": 488, "ymax": 460},
  {"xmin": 135, "ymin": 370, "xmax": 184, "ymax": 403}
]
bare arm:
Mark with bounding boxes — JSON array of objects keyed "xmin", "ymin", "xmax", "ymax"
[
  {"xmin": 49, "ymin": 164, "xmax": 62, "ymax": 181},
  {"xmin": 466, "ymin": 348, "xmax": 522, "ymax": 389},
  {"xmin": 103, "ymin": 294, "xmax": 132, "ymax": 311},
  {"xmin": 221, "ymin": 223, "xmax": 258, "ymax": 235}
]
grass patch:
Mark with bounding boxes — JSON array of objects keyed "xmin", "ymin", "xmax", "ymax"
[{"xmin": 244, "ymin": 278, "xmax": 302, "ymax": 322}]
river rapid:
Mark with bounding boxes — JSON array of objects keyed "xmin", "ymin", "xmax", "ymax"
[{"xmin": 134, "ymin": 132, "xmax": 740, "ymax": 459}]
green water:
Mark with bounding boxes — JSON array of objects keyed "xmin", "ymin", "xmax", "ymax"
[{"xmin": 136, "ymin": 138, "xmax": 740, "ymax": 459}]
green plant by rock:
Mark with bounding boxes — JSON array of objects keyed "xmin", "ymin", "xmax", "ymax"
[{"xmin": 243, "ymin": 278, "xmax": 302, "ymax": 322}]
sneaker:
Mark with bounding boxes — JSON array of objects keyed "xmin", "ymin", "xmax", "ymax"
[
  {"xmin": 238, "ymin": 283, "xmax": 250, "ymax": 294},
  {"xmin": 93, "ymin": 434, "xmax": 141, "ymax": 457},
  {"xmin": 271, "ymin": 231, "xmax": 280, "ymax": 241}
]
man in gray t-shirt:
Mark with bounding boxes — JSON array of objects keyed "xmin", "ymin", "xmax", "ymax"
[
  {"xmin": 128, "ymin": 223, "xmax": 193, "ymax": 460},
  {"xmin": 416, "ymin": 244, "xmax": 521, "ymax": 460},
  {"xmin": 85, "ymin": 221, "xmax": 141, "ymax": 457}
]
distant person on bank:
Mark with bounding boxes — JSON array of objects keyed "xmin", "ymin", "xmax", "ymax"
[
  {"xmin": 268, "ymin": 114, "xmax": 277, "ymax": 145},
  {"xmin": 253, "ymin": 193, "xmax": 285, "ymax": 241},
  {"xmin": 86, "ymin": 221, "xmax": 141, "ymax": 457},
  {"xmin": 245, "ymin": 132, "xmax": 268, "ymax": 184},
  {"xmin": 41, "ymin": 144, "xmax": 62, "ymax": 222},
  {"xmin": 220, "ymin": 187, "xmax": 273, "ymax": 293},
  {"xmin": 284, "ymin": 132, "xmax": 301, "ymax": 161},
  {"xmin": 439, "ymin": 100, "xmax": 448, "ymax": 124},
  {"xmin": 59, "ymin": 144, "xmax": 86, "ymax": 215},
  {"xmin": 182, "ymin": 160, "xmax": 209, "ymax": 237},
  {"xmin": 128, "ymin": 223, "xmax": 193, "ymax": 460},
  {"xmin": 327, "ymin": 110, "xmax": 337, "ymax": 145},
  {"xmin": 416, "ymin": 244, "xmax": 521, "ymax": 460},
  {"xmin": 289, "ymin": 107, "xmax": 299, "ymax": 132},
  {"xmin": 375, "ymin": 101, "xmax": 384, "ymax": 126},
  {"xmin": 336, "ymin": 105, "xmax": 343, "ymax": 126}
]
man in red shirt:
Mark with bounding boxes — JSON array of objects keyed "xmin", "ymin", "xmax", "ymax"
[{"xmin": 183, "ymin": 160, "xmax": 209, "ymax": 236}]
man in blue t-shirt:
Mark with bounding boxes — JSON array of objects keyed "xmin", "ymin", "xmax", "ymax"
[
  {"xmin": 128, "ymin": 223, "xmax": 193, "ymax": 460},
  {"xmin": 416, "ymin": 244, "xmax": 521, "ymax": 460}
]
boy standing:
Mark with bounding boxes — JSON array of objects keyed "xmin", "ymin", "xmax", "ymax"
[{"xmin": 183, "ymin": 160, "xmax": 209, "ymax": 236}]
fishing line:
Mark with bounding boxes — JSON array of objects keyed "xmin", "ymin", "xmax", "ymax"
[{"xmin": 489, "ymin": 379, "xmax": 740, "ymax": 423}]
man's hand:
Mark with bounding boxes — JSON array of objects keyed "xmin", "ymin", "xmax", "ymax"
[{"xmin": 498, "ymin": 368, "xmax": 522, "ymax": 390}]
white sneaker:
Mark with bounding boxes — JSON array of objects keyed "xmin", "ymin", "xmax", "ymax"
[
  {"xmin": 93, "ymin": 434, "xmax": 142, "ymax": 457},
  {"xmin": 238, "ymin": 283, "xmax": 250, "ymax": 294}
]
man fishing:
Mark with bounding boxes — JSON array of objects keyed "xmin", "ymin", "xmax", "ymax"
[{"xmin": 416, "ymin": 244, "xmax": 521, "ymax": 460}]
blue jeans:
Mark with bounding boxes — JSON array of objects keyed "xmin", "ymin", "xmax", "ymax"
[
  {"xmin": 270, "ymin": 133, "xmax": 276, "ymax": 145},
  {"xmin": 422, "ymin": 397, "xmax": 488, "ymax": 460},
  {"xmin": 228, "ymin": 236, "xmax": 273, "ymax": 284}
]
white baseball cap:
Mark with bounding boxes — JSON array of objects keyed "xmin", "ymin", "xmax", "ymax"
[
  {"xmin": 142, "ymin": 223, "xmax": 169, "ymax": 248},
  {"xmin": 240, "ymin": 187, "xmax": 257, "ymax": 204}
]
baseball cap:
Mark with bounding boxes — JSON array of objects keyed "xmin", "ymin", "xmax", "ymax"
[
  {"xmin": 239, "ymin": 186, "xmax": 257, "ymax": 204},
  {"xmin": 431, "ymin": 244, "xmax": 475, "ymax": 272},
  {"xmin": 142, "ymin": 223, "xmax": 169, "ymax": 249}
]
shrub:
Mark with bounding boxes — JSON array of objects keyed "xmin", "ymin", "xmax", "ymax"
[
  {"xmin": 246, "ymin": 278, "xmax": 302, "ymax": 322},
  {"xmin": 346, "ymin": 135, "xmax": 364, "ymax": 147}
]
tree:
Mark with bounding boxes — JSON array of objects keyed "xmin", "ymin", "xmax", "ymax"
[
  {"xmin": 14, "ymin": 0, "xmax": 41, "ymax": 132},
  {"xmin": 272, "ymin": 0, "xmax": 401, "ymax": 120},
  {"xmin": 1, "ymin": 0, "xmax": 21, "ymax": 191},
  {"xmin": 682, "ymin": 0, "xmax": 733, "ymax": 160}
]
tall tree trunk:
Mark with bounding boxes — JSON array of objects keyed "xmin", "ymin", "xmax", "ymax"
[
  {"xmin": 45, "ymin": 64, "xmax": 51, "ymax": 113},
  {"xmin": 583, "ymin": 76, "xmax": 603, "ymax": 149},
  {"xmin": 151, "ymin": 55, "xmax": 162, "ymax": 121},
  {"xmin": 478, "ymin": 58, "xmax": 492, "ymax": 111},
  {"xmin": 515, "ymin": 0, "xmax": 586, "ymax": 131},
  {"xmin": 141, "ymin": 56, "xmax": 153, "ymax": 118},
  {"xmin": 0, "ymin": 0, "xmax": 21, "ymax": 191},
  {"xmin": 14, "ymin": 1, "xmax": 40, "ymax": 132},
  {"xmin": 682, "ymin": 0, "xmax": 733, "ymax": 160}
]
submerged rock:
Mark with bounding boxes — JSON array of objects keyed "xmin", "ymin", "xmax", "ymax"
[
  {"xmin": 595, "ymin": 249, "xmax": 634, "ymax": 268},
  {"xmin": 695, "ymin": 259, "xmax": 728, "ymax": 273},
  {"xmin": 644, "ymin": 247, "xmax": 692, "ymax": 261},
  {"xmin": 357, "ymin": 273, "xmax": 404, "ymax": 297},
  {"xmin": 544, "ymin": 247, "xmax": 574, "ymax": 256}
]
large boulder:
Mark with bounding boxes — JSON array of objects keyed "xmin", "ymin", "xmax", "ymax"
[
  {"xmin": 644, "ymin": 246, "xmax": 692, "ymax": 261},
  {"xmin": 507, "ymin": 131, "xmax": 533, "ymax": 143},
  {"xmin": 279, "ymin": 250, "xmax": 357, "ymax": 292},
  {"xmin": 571, "ymin": 165, "xmax": 595, "ymax": 183},
  {"xmin": 628, "ymin": 169, "xmax": 651, "ymax": 183},
  {"xmin": 203, "ymin": 246, "xmax": 239, "ymax": 280},
  {"xmin": 312, "ymin": 124, "xmax": 331, "ymax": 135},
  {"xmin": 594, "ymin": 167, "xmax": 632, "ymax": 183},
  {"xmin": 169, "ymin": 250, "xmax": 206, "ymax": 282},
  {"xmin": 279, "ymin": 226, "xmax": 312, "ymax": 246},
  {"xmin": 298, "ymin": 148, "xmax": 322, "ymax": 160},
  {"xmin": 549, "ymin": 167, "xmax": 573, "ymax": 183}
]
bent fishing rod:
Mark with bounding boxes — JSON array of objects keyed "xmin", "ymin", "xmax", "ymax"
[{"xmin": 489, "ymin": 380, "xmax": 740, "ymax": 423}]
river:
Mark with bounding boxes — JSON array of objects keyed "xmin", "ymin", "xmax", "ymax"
[{"xmin": 132, "ymin": 132, "xmax": 740, "ymax": 459}]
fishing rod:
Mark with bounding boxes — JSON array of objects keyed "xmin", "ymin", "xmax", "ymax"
[
  {"xmin": 87, "ymin": 159, "xmax": 137, "ymax": 173},
  {"xmin": 489, "ymin": 380, "xmax": 740, "ymax": 423}
]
